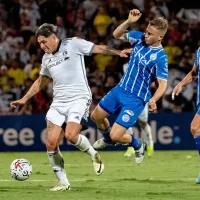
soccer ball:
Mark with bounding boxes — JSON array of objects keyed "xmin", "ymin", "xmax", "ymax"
[{"xmin": 10, "ymin": 158, "xmax": 32, "ymax": 181}]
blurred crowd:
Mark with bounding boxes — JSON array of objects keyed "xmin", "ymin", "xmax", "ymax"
[{"xmin": 0, "ymin": 0, "xmax": 200, "ymax": 115}]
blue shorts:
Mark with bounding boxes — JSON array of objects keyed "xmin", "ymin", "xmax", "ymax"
[{"xmin": 99, "ymin": 86, "xmax": 145, "ymax": 128}]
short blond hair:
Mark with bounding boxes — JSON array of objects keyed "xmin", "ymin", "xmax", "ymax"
[{"xmin": 149, "ymin": 17, "xmax": 168, "ymax": 34}]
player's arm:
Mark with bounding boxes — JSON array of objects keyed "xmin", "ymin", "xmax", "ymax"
[
  {"xmin": 113, "ymin": 9, "xmax": 142, "ymax": 41},
  {"xmin": 149, "ymin": 56, "xmax": 168, "ymax": 112},
  {"xmin": 172, "ymin": 65, "xmax": 198, "ymax": 98},
  {"xmin": 92, "ymin": 45, "xmax": 131, "ymax": 57},
  {"xmin": 72, "ymin": 37, "xmax": 130, "ymax": 57},
  {"xmin": 149, "ymin": 79, "xmax": 167, "ymax": 112},
  {"xmin": 10, "ymin": 75, "xmax": 49, "ymax": 108}
]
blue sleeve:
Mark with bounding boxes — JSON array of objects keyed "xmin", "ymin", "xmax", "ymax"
[
  {"xmin": 156, "ymin": 55, "xmax": 168, "ymax": 80},
  {"xmin": 126, "ymin": 31, "xmax": 144, "ymax": 45},
  {"xmin": 194, "ymin": 48, "xmax": 200, "ymax": 68}
]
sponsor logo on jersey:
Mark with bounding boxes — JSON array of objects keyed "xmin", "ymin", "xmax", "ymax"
[
  {"xmin": 48, "ymin": 56, "xmax": 69, "ymax": 68},
  {"xmin": 49, "ymin": 58, "xmax": 65, "ymax": 68},
  {"xmin": 124, "ymin": 110, "xmax": 134, "ymax": 116},
  {"xmin": 138, "ymin": 52, "xmax": 147, "ymax": 65}
]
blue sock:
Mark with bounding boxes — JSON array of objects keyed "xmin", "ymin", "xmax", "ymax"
[
  {"xmin": 98, "ymin": 127, "xmax": 112, "ymax": 144},
  {"xmin": 130, "ymin": 135, "xmax": 141, "ymax": 150},
  {"xmin": 195, "ymin": 135, "xmax": 200, "ymax": 155}
]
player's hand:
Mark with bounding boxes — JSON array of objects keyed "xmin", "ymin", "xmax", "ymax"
[
  {"xmin": 119, "ymin": 48, "xmax": 133, "ymax": 57},
  {"xmin": 10, "ymin": 99, "xmax": 26, "ymax": 109},
  {"xmin": 149, "ymin": 98, "xmax": 157, "ymax": 113},
  {"xmin": 127, "ymin": 9, "xmax": 142, "ymax": 24},
  {"xmin": 121, "ymin": 48, "xmax": 133, "ymax": 54},
  {"xmin": 172, "ymin": 84, "xmax": 182, "ymax": 100}
]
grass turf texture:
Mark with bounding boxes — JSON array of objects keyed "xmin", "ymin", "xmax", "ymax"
[{"xmin": 0, "ymin": 151, "xmax": 199, "ymax": 200}]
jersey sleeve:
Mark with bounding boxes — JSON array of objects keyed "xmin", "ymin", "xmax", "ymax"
[
  {"xmin": 194, "ymin": 48, "xmax": 200, "ymax": 68},
  {"xmin": 39, "ymin": 56, "xmax": 51, "ymax": 78},
  {"xmin": 156, "ymin": 55, "xmax": 168, "ymax": 80},
  {"xmin": 71, "ymin": 37, "xmax": 95, "ymax": 56},
  {"xmin": 125, "ymin": 31, "xmax": 144, "ymax": 45}
]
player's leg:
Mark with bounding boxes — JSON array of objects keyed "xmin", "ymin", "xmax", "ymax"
[
  {"xmin": 110, "ymin": 122, "xmax": 145, "ymax": 164},
  {"xmin": 138, "ymin": 119, "xmax": 153, "ymax": 156},
  {"xmin": 138, "ymin": 104, "xmax": 154, "ymax": 156},
  {"xmin": 124, "ymin": 128, "xmax": 135, "ymax": 157},
  {"xmin": 91, "ymin": 88, "xmax": 120, "ymax": 148},
  {"xmin": 65, "ymin": 99, "xmax": 104, "ymax": 175},
  {"xmin": 111, "ymin": 98, "xmax": 146, "ymax": 164},
  {"xmin": 45, "ymin": 108, "xmax": 70, "ymax": 191},
  {"xmin": 190, "ymin": 112, "xmax": 200, "ymax": 183},
  {"xmin": 91, "ymin": 105, "xmax": 114, "ymax": 148}
]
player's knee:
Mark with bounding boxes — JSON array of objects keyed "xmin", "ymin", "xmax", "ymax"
[
  {"xmin": 65, "ymin": 131, "xmax": 79, "ymax": 144},
  {"xmin": 139, "ymin": 120, "xmax": 147, "ymax": 129},
  {"xmin": 110, "ymin": 132, "xmax": 120, "ymax": 143},
  {"xmin": 90, "ymin": 111, "xmax": 96, "ymax": 122},
  {"xmin": 190, "ymin": 125, "xmax": 200, "ymax": 136},
  {"xmin": 46, "ymin": 140, "xmax": 58, "ymax": 151},
  {"xmin": 90, "ymin": 110, "xmax": 101, "ymax": 122}
]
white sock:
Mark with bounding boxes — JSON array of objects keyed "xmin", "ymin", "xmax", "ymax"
[
  {"xmin": 75, "ymin": 134, "xmax": 97, "ymax": 159},
  {"xmin": 127, "ymin": 127, "xmax": 133, "ymax": 135},
  {"xmin": 142, "ymin": 123, "xmax": 153, "ymax": 146},
  {"xmin": 47, "ymin": 149, "xmax": 70, "ymax": 185}
]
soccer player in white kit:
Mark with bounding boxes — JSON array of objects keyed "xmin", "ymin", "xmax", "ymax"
[{"xmin": 10, "ymin": 23, "xmax": 130, "ymax": 191}]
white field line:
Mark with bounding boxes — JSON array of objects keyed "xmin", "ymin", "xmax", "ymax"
[
  {"xmin": 31, "ymin": 163, "xmax": 134, "ymax": 167},
  {"xmin": 0, "ymin": 178, "xmax": 196, "ymax": 182},
  {"xmin": 31, "ymin": 163, "xmax": 199, "ymax": 167}
]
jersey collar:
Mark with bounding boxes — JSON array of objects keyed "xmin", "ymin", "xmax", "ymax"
[{"xmin": 52, "ymin": 40, "xmax": 61, "ymax": 55}]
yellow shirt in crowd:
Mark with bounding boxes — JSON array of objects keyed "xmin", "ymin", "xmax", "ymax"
[{"xmin": 7, "ymin": 68, "xmax": 27, "ymax": 85}]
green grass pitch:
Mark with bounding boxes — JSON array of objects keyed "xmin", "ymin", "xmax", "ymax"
[{"xmin": 0, "ymin": 151, "xmax": 199, "ymax": 200}]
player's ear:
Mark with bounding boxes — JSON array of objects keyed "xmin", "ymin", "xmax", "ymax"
[
  {"xmin": 52, "ymin": 33, "xmax": 57, "ymax": 40},
  {"xmin": 158, "ymin": 35, "xmax": 164, "ymax": 42}
]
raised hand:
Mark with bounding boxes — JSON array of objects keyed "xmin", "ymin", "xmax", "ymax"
[{"xmin": 127, "ymin": 9, "xmax": 142, "ymax": 24}]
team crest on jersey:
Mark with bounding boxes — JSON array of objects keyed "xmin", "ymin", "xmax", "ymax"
[
  {"xmin": 63, "ymin": 50, "xmax": 70, "ymax": 60},
  {"xmin": 63, "ymin": 50, "xmax": 68, "ymax": 56},
  {"xmin": 150, "ymin": 53, "xmax": 157, "ymax": 60},
  {"xmin": 122, "ymin": 114, "xmax": 130, "ymax": 122}
]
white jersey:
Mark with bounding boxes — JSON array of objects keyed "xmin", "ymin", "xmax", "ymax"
[{"xmin": 40, "ymin": 37, "xmax": 94, "ymax": 106}]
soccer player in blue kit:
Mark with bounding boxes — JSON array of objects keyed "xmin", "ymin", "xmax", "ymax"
[
  {"xmin": 91, "ymin": 9, "xmax": 168, "ymax": 164},
  {"xmin": 172, "ymin": 48, "xmax": 200, "ymax": 183}
]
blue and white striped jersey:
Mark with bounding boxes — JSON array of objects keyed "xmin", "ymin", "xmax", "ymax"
[
  {"xmin": 194, "ymin": 48, "xmax": 200, "ymax": 106},
  {"xmin": 119, "ymin": 31, "xmax": 168, "ymax": 102}
]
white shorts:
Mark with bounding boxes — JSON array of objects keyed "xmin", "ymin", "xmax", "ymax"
[
  {"xmin": 46, "ymin": 98, "xmax": 91, "ymax": 127},
  {"xmin": 138, "ymin": 103, "xmax": 148, "ymax": 122}
]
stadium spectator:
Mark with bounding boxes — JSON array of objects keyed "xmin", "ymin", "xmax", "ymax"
[{"xmin": 0, "ymin": 0, "xmax": 200, "ymax": 114}]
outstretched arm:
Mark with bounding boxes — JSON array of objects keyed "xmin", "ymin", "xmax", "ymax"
[
  {"xmin": 149, "ymin": 79, "xmax": 167, "ymax": 112},
  {"xmin": 113, "ymin": 9, "xmax": 142, "ymax": 40},
  {"xmin": 172, "ymin": 65, "xmax": 198, "ymax": 99},
  {"xmin": 92, "ymin": 45, "xmax": 130, "ymax": 57},
  {"xmin": 10, "ymin": 75, "xmax": 50, "ymax": 108}
]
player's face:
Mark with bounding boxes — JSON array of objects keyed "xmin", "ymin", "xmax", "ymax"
[
  {"xmin": 37, "ymin": 35, "xmax": 57, "ymax": 54},
  {"xmin": 144, "ymin": 25, "xmax": 164, "ymax": 46}
]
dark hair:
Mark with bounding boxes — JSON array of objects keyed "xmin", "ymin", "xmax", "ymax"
[{"xmin": 35, "ymin": 23, "xmax": 57, "ymax": 38}]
